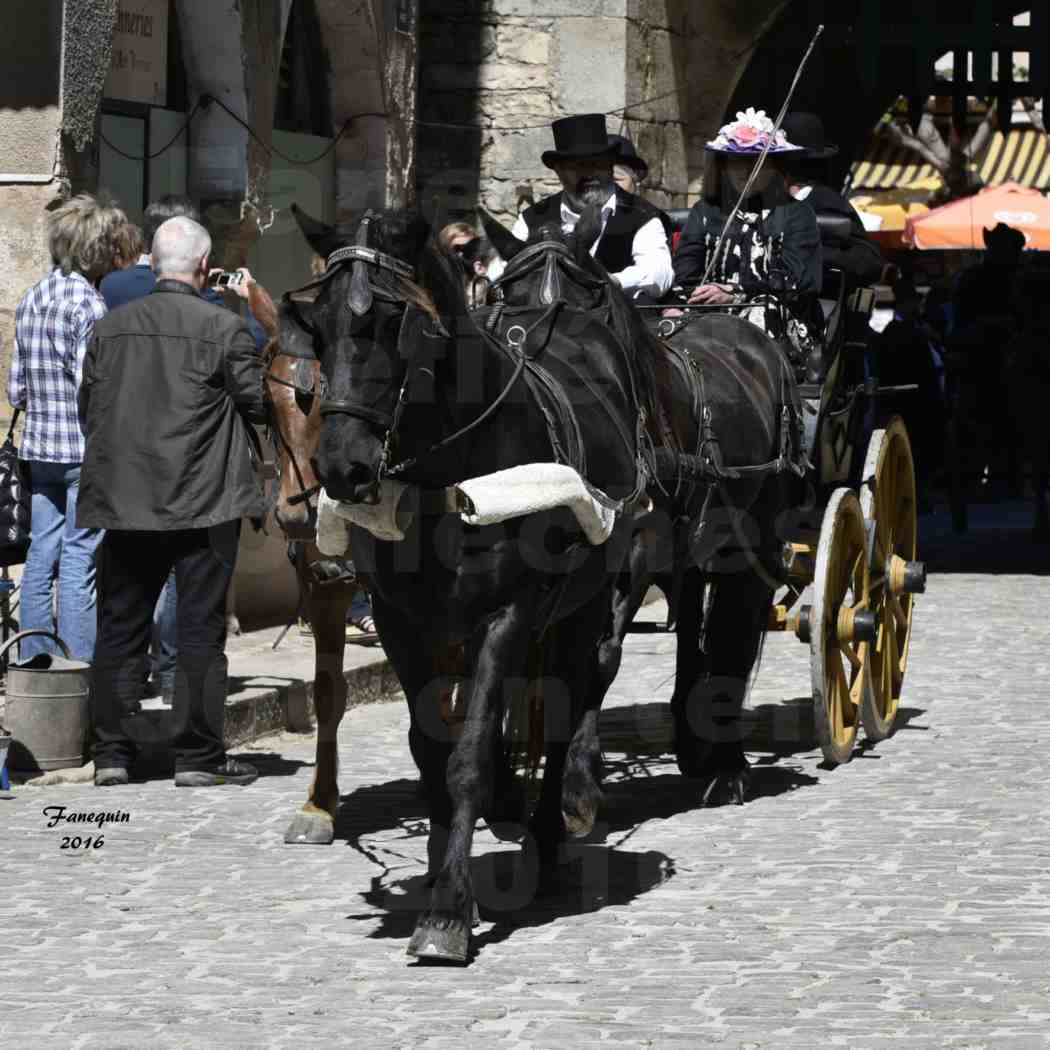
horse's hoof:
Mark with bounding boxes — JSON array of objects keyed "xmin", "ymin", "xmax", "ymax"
[
  {"xmin": 561, "ymin": 766, "xmax": 602, "ymax": 838},
  {"xmin": 561, "ymin": 797, "xmax": 598, "ymax": 839},
  {"xmin": 699, "ymin": 767, "xmax": 751, "ymax": 808},
  {"xmin": 284, "ymin": 808, "xmax": 335, "ymax": 845},
  {"xmin": 407, "ymin": 916, "xmax": 470, "ymax": 963}
]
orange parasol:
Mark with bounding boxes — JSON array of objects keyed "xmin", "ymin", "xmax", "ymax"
[{"xmin": 904, "ymin": 182, "xmax": 1050, "ymax": 250}]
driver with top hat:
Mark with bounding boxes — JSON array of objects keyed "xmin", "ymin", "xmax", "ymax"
[{"xmin": 492, "ymin": 113, "xmax": 674, "ymax": 300}]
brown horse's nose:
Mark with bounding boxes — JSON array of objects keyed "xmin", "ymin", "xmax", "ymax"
[{"xmin": 274, "ymin": 501, "xmax": 316, "ymax": 539}]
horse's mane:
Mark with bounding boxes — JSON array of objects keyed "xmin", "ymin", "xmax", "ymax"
[{"xmin": 565, "ymin": 219, "xmax": 679, "ymax": 450}]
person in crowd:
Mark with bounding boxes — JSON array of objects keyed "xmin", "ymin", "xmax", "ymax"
[
  {"xmin": 672, "ymin": 108, "xmax": 822, "ymax": 327},
  {"xmin": 952, "ymin": 222, "xmax": 1025, "ymax": 334},
  {"xmin": 608, "ymin": 134, "xmax": 644, "ymax": 196},
  {"xmin": 100, "ymin": 195, "xmax": 265, "ymax": 703},
  {"xmin": 79, "ymin": 216, "xmax": 267, "ymax": 788},
  {"xmin": 775, "ymin": 112, "xmax": 883, "ymax": 287},
  {"xmin": 607, "ymin": 133, "xmax": 675, "ymax": 244},
  {"xmin": 102, "ymin": 194, "xmax": 269, "ymax": 349},
  {"xmin": 489, "ymin": 113, "xmax": 673, "ymax": 300},
  {"xmin": 438, "ymin": 222, "xmax": 498, "ymax": 308},
  {"xmin": 873, "ymin": 275, "xmax": 946, "ymax": 506},
  {"xmin": 110, "ymin": 222, "xmax": 145, "ymax": 274},
  {"xmin": 8, "ymin": 194, "xmax": 128, "ymax": 662}
]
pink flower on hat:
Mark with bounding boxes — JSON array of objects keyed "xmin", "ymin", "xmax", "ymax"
[
  {"xmin": 708, "ymin": 107, "xmax": 801, "ymax": 153},
  {"xmin": 732, "ymin": 125, "xmax": 761, "ymax": 147}
]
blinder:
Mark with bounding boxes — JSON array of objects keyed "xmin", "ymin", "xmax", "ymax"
[
  {"xmin": 348, "ymin": 212, "xmax": 375, "ymax": 317},
  {"xmin": 494, "ymin": 237, "xmax": 606, "ymax": 305}
]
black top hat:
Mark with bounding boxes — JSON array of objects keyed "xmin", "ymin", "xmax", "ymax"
[
  {"xmin": 607, "ymin": 134, "xmax": 649, "ymax": 181},
  {"xmin": 781, "ymin": 112, "xmax": 839, "ymax": 159},
  {"xmin": 541, "ymin": 114, "xmax": 617, "ymax": 169},
  {"xmin": 983, "ymin": 221, "xmax": 1026, "ymax": 254}
]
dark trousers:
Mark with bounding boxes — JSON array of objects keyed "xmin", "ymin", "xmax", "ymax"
[{"xmin": 92, "ymin": 521, "xmax": 240, "ymax": 772}]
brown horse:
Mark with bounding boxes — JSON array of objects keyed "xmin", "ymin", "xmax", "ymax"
[{"xmin": 254, "ymin": 287, "xmax": 361, "ymax": 844}]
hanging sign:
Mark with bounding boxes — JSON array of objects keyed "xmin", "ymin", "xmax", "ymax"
[{"xmin": 103, "ymin": 0, "xmax": 168, "ymax": 106}]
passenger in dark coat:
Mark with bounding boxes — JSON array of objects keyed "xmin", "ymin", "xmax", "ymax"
[
  {"xmin": 672, "ymin": 107, "xmax": 822, "ymax": 339},
  {"xmin": 873, "ymin": 280, "xmax": 946, "ymax": 498},
  {"xmin": 79, "ymin": 215, "xmax": 267, "ymax": 789},
  {"xmin": 776, "ymin": 112, "xmax": 883, "ymax": 287}
]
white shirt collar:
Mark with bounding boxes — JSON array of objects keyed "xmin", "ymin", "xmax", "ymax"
[
  {"xmin": 790, "ymin": 185, "xmax": 813, "ymax": 202},
  {"xmin": 560, "ymin": 192, "xmax": 617, "ymax": 227},
  {"xmin": 138, "ymin": 254, "xmax": 152, "ymax": 266}
]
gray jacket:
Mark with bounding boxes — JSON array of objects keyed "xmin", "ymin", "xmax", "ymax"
[{"xmin": 77, "ymin": 279, "xmax": 267, "ymax": 531}]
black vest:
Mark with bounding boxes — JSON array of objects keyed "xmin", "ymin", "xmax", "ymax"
[{"xmin": 522, "ymin": 188, "xmax": 665, "ymax": 274}]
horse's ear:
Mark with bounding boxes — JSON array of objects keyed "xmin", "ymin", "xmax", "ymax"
[
  {"xmin": 291, "ymin": 203, "xmax": 343, "ymax": 260},
  {"xmin": 478, "ymin": 207, "xmax": 524, "ymax": 262}
]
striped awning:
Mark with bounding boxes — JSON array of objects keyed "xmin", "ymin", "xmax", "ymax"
[{"xmin": 850, "ymin": 128, "xmax": 1050, "ymax": 192}]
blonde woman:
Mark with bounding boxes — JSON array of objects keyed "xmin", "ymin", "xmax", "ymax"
[{"xmin": 8, "ymin": 193, "xmax": 126, "ymax": 661}]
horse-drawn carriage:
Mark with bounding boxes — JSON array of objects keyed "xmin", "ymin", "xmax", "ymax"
[
  {"xmin": 643, "ymin": 211, "xmax": 926, "ymax": 766},
  {"xmin": 268, "ymin": 201, "xmax": 927, "ymax": 961}
]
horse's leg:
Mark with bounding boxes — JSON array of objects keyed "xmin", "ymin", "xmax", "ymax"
[
  {"xmin": 284, "ymin": 577, "xmax": 352, "ymax": 844},
  {"xmin": 408, "ymin": 602, "xmax": 533, "ymax": 963},
  {"xmin": 559, "ymin": 541, "xmax": 654, "ymax": 841},
  {"xmin": 364, "ymin": 597, "xmax": 455, "ymax": 878},
  {"xmin": 670, "ymin": 564, "xmax": 708, "ymax": 777},
  {"xmin": 688, "ymin": 566, "xmax": 772, "ymax": 806}
]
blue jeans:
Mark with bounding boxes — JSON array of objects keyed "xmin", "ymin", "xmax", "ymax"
[
  {"xmin": 151, "ymin": 570, "xmax": 177, "ymax": 692},
  {"xmin": 349, "ymin": 589, "xmax": 371, "ymax": 624},
  {"xmin": 20, "ymin": 461, "xmax": 103, "ymax": 662}
]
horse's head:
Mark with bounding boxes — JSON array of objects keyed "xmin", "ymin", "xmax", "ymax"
[
  {"xmin": 480, "ymin": 206, "xmax": 608, "ymax": 311},
  {"xmin": 291, "ymin": 204, "xmax": 441, "ymax": 503},
  {"xmin": 265, "ymin": 298, "xmax": 323, "ymax": 538}
]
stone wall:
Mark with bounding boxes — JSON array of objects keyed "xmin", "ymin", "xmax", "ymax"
[
  {"xmin": 417, "ymin": 0, "xmax": 789, "ymax": 225},
  {"xmin": 0, "ymin": 0, "xmax": 75, "ymax": 426}
]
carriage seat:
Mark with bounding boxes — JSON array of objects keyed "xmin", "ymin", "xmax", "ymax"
[{"xmin": 802, "ymin": 213, "xmax": 866, "ymax": 386}]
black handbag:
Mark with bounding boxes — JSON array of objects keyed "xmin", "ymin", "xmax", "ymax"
[{"xmin": 0, "ymin": 410, "xmax": 31, "ymax": 567}]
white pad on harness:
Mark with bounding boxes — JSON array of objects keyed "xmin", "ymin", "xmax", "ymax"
[
  {"xmin": 456, "ymin": 463, "xmax": 620, "ymax": 545},
  {"xmin": 316, "ymin": 481, "xmax": 412, "ymax": 554},
  {"xmin": 316, "ymin": 464, "xmax": 622, "ymax": 549}
]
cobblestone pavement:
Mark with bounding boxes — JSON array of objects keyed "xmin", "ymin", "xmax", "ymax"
[{"xmin": 4, "ymin": 505, "xmax": 1050, "ymax": 1049}]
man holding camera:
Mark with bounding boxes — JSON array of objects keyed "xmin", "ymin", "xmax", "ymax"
[{"xmin": 79, "ymin": 216, "xmax": 268, "ymax": 787}]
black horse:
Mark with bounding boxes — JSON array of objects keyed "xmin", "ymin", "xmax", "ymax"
[
  {"xmin": 291, "ymin": 204, "xmax": 652, "ymax": 962},
  {"xmin": 483, "ymin": 212, "xmax": 807, "ymax": 806}
]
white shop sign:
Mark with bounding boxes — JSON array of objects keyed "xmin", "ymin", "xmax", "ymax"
[{"xmin": 103, "ymin": 0, "xmax": 168, "ymax": 106}]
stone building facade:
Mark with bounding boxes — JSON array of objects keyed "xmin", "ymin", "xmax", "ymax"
[
  {"xmin": 416, "ymin": 0, "xmax": 788, "ymax": 224},
  {"xmin": 0, "ymin": 0, "xmax": 421, "ymax": 625}
]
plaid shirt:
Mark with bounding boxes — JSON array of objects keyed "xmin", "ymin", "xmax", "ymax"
[{"xmin": 8, "ymin": 268, "xmax": 107, "ymax": 463}]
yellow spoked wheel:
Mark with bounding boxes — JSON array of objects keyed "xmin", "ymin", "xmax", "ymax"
[
  {"xmin": 859, "ymin": 417, "xmax": 923, "ymax": 741},
  {"xmin": 809, "ymin": 488, "xmax": 872, "ymax": 765}
]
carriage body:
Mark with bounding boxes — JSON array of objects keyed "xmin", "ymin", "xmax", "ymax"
[
  {"xmin": 761, "ymin": 261, "xmax": 925, "ymax": 766},
  {"xmin": 648, "ymin": 238, "xmax": 924, "ymax": 766}
]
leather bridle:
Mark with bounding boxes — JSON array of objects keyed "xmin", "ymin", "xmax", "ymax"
[
  {"xmin": 305, "ymin": 221, "xmax": 644, "ymax": 507},
  {"xmin": 264, "ymin": 343, "xmax": 323, "ymax": 510}
]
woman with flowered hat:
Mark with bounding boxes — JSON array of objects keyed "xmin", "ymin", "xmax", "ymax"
[{"xmin": 672, "ymin": 107, "xmax": 822, "ymax": 321}]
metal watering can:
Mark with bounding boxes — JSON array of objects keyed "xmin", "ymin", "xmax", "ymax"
[{"xmin": 1, "ymin": 629, "xmax": 90, "ymax": 772}]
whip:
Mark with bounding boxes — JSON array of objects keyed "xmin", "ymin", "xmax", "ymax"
[{"xmin": 699, "ymin": 24, "xmax": 825, "ymax": 288}]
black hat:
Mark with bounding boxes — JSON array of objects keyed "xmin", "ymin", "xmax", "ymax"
[
  {"xmin": 541, "ymin": 114, "xmax": 617, "ymax": 169},
  {"xmin": 608, "ymin": 134, "xmax": 649, "ymax": 181},
  {"xmin": 780, "ymin": 112, "xmax": 839, "ymax": 159},
  {"xmin": 983, "ymin": 221, "xmax": 1026, "ymax": 254}
]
